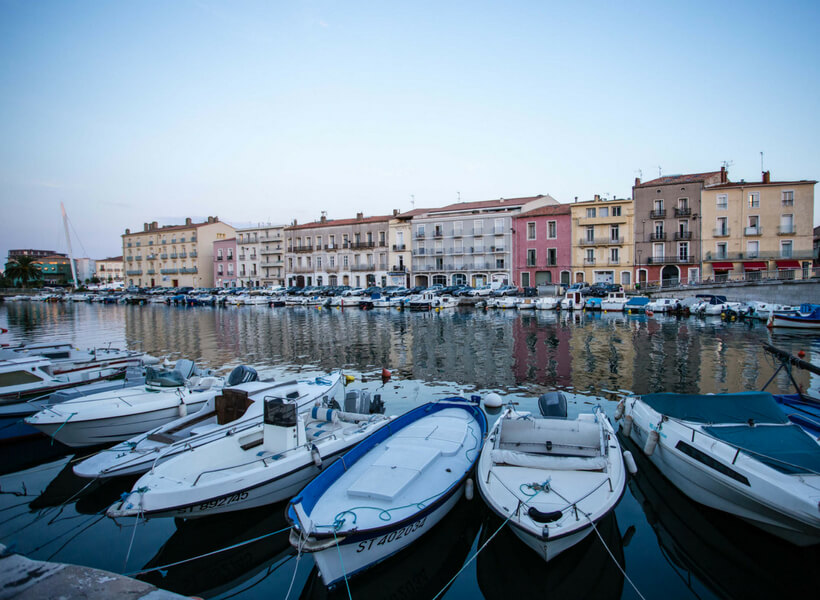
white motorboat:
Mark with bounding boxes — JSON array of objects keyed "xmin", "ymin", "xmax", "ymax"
[
  {"xmin": 516, "ymin": 298, "xmax": 537, "ymax": 310},
  {"xmin": 768, "ymin": 304, "xmax": 820, "ymax": 330},
  {"xmin": 73, "ymin": 372, "xmax": 343, "ymax": 479},
  {"xmin": 703, "ymin": 301, "xmax": 742, "ymax": 316},
  {"xmin": 408, "ymin": 292, "xmax": 458, "ymax": 311},
  {"xmin": 560, "ymin": 291, "xmax": 585, "ymax": 311},
  {"xmin": 618, "ymin": 391, "xmax": 820, "ymax": 546},
  {"xmin": 477, "ymin": 393, "xmax": 627, "ymax": 562},
  {"xmin": 535, "ymin": 296, "xmax": 561, "ymax": 310},
  {"xmin": 107, "ymin": 389, "xmax": 390, "ymax": 519},
  {"xmin": 286, "ymin": 397, "xmax": 487, "ymax": 587},
  {"xmin": 600, "ymin": 290, "xmax": 628, "ymax": 312},
  {"xmin": 25, "ymin": 360, "xmax": 249, "ymax": 447},
  {"xmin": 0, "ymin": 342, "xmax": 149, "ymax": 376},
  {"xmin": 644, "ymin": 298, "xmax": 680, "ymax": 313},
  {"xmin": 744, "ymin": 301, "xmax": 799, "ymax": 321},
  {"xmin": 496, "ymin": 297, "xmax": 519, "ymax": 309}
]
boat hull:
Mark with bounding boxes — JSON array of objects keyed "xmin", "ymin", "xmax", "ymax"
[{"xmin": 770, "ymin": 314, "xmax": 820, "ymax": 329}]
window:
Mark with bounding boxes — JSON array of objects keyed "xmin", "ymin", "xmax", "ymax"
[
  {"xmin": 678, "ymin": 242, "xmax": 689, "ymax": 260},
  {"xmin": 367, "ymin": 232, "xmax": 373, "ymax": 244},
  {"xmin": 495, "ymin": 258, "xmax": 505, "ymax": 268},
  {"xmin": 781, "ymin": 240, "xmax": 793, "ymax": 258},
  {"xmin": 316, "ymin": 236, "xmax": 322, "ymax": 249},
  {"xmin": 343, "ymin": 255, "xmax": 349, "ymax": 268},
  {"xmin": 586, "ymin": 208, "xmax": 596, "ymax": 218},
  {"xmin": 217, "ymin": 248, "xmax": 223, "ymax": 259},
  {"xmin": 621, "ymin": 271, "xmax": 631, "ymax": 286},
  {"xmin": 547, "ymin": 248, "xmax": 557, "ymax": 266},
  {"xmin": 716, "ymin": 217, "xmax": 728, "ymax": 236},
  {"xmin": 218, "ymin": 264, "xmax": 223, "ymax": 275},
  {"xmin": 610, "ymin": 224, "xmax": 620, "ymax": 242},
  {"xmin": 780, "ymin": 214, "xmax": 794, "ymax": 234},
  {"xmin": 717, "ymin": 194, "xmax": 728, "ymax": 209},
  {"xmin": 343, "ymin": 234, "xmax": 350, "ymax": 247},
  {"xmin": 610, "ymin": 248, "xmax": 619, "ymax": 263},
  {"xmin": 547, "ymin": 221, "xmax": 557, "ymax": 238},
  {"xmin": 585, "ymin": 226, "xmax": 594, "ymax": 242},
  {"xmin": 585, "ymin": 249, "xmax": 594, "ymax": 261},
  {"xmin": 716, "ymin": 242, "xmax": 727, "ymax": 259},
  {"xmin": 474, "ymin": 220, "xmax": 483, "ymax": 235},
  {"xmin": 328, "ymin": 235, "xmax": 335, "ymax": 249},
  {"xmin": 453, "ymin": 221, "xmax": 463, "ymax": 236},
  {"xmin": 746, "ymin": 241, "xmax": 759, "ymax": 258},
  {"xmin": 746, "ymin": 215, "xmax": 760, "ymax": 235},
  {"xmin": 527, "ymin": 249, "xmax": 536, "ymax": 266},
  {"xmin": 527, "ymin": 222, "xmax": 536, "ymax": 240},
  {"xmin": 678, "ymin": 197, "xmax": 689, "ymax": 210},
  {"xmin": 612, "ymin": 206, "xmax": 621, "ymax": 217},
  {"xmin": 216, "ymin": 233, "xmax": 225, "ymax": 240},
  {"xmin": 521, "ymin": 272, "xmax": 530, "ymax": 287},
  {"xmin": 494, "ymin": 218, "xmax": 504, "ymax": 234},
  {"xmin": 748, "ymin": 192, "xmax": 760, "ymax": 208},
  {"xmin": 396, "ymin": 231, "xmax": 403, "ymax": 246},
  {"xmin": 329, "ymin": 255, "xmax": 335, "ymax": 267},
  {"xmin": 379, "ymin": 232, "xmax": 385, "ymax": 246},
  {"xmin": 653, "ymin": 243, "xmax": 664, "ymax": 259},
  {"xmin": 316, "ymin": 256, "xmax": 322, "ymax": 269},
  {"xmin": 782, "ymin": 190, "xmax": 794, "ymax": 206},
  {"xmin": 599, "ymin": 207, "xmax": 609, "ymax": 218},
  {"xmin": 654, "ymin": 199, "xmax": 664, "ymax": 211},
  {"xmin": 227, "ymin": 249, "xmax": 234, "ymax": 260},
  {"xmin": 654, "ymin": 221, "xmax": 664, "ymax": 236}
]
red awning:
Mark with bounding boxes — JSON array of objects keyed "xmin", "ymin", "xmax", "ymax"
[
  {"xmin": 776, "ymin": 260, "xmax": 801, "ymax": 269},
  {"xmin": 711, "ymin": 262, "xmax": 734, "ymax": 271},
  {"xmin": 742, "ymin": 261, "xmax": 768, "ymax": 271}
]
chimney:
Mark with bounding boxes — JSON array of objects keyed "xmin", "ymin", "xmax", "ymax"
[
  {"xmin": 594, "ymin": 194, "xmax": 600, "ymax": 202},
  {"xmin": 185, "ymin": 217, "xmax": 192, "ymax": 226},
  {"xmin": 356, "ymin": 212, "xmax": 363, "ymax": 220},
  {"xmin": 720, "ymin": 166, "xmax": 728, "ymax": 183},
  {"xmin": 320, "ymin": 214, "xmax": 327, "ymax": 223},
  {"xmin": 207, "ymin": 216, "xmax": 214, "ymax": 224},
  {"xmin": 125, "ymin": 228, "xmax": 130, "ymax": 235},
  {"xmin": 762, "ymin": 170, "xmax": 770, "ymax": 183},
  {"xmin": 393, "ymin": 209, "xmax": 399, "ymax": 216},
  {"xmin": 213, "ymin": 216, "xmax": 218, "ymax": 222},
  {"xmin": 151, "ymin": 221, "xmax": 158, "ymax": 230},
  {"xmin": 635, "ymin": 177, "xmax": 641, "ymax": 186},
  {"xmin": 143, "ymin": 222, "xmax": 149, "ymax": 232}
]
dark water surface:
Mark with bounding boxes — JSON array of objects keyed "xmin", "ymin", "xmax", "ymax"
[{"xmin": 1, "ymin": 302, "xmax": 818, "ymax": 599}]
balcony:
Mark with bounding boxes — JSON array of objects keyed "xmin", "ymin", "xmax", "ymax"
[
  {"xmin": 608, "ymin": 258, "xmax": 621, "ymax": 265},
  {"xmin": 135, "ymin": 242, "xmax": 141, "ymax": 247},
  {"xmin": 433, "ymin": 230, "xmax": 443, "ymax": 238},
  {"xmin": 160, "ymin": 268, "xmax": 178, "ymax": 274},
  {"xmin": 169, "ymin": 253, "xmax": 178, "ymax": 259},
  {"xmin": 147, "ymin": 254, "xmax": 156, "ymax": 260},
  {"xmin": 291, "ymin": 266, "xmax": 313, "ymax": 274},
  {"xmin": 351, "ymin": 264, "xmax": 375, "ymax": 271},
  {"xmin": 180, "ymin": 267, "xmax": 198, "ymax": 274},
  {"xmin": 744, "ymin": 226, "xmax": 762, "ymax": 236},
  {"xmin": 126, "ymin": 269, "xmax": 142, "ymax": 276},
  {"xmin": 259, "ymin": 236, "xmax": 282, "ymax": 243},
  {"xmin": 227, "ymin": 255, "xmax": 234, "ymax": 261},
  {"xmin": 146, "ymin": 269, "xmax": 156, "ymax": 275},
  {"xmin": 190, "ymin": 236, "xmax": 197, "ymax": 242},
  {"xmin": 216, "ymin": 256, "xmax": 223, "ymax": 261},
  {"xmin": 650, "ymin": 232, "xmax": 666, "ymax": 241},
  {"xmin": 261, "ymin": 259, "xmax": 283, "ymax": 266},
  {"xmin": 126, "ymin": 256, "xmax": 133, "ymax": 262},
  {"xmin": 126, "ymin": 243, "xmax": 132, "ymax": 248},
  {"xmin": 294, "ymin": 246, "xmax": 313, "ymax": 253},
  {"xmin": 413, "ymin": 248, "xmax": 426, "ymax": 256},
  {"xmin": 646, "ymin": 256, "xmax": 694, "ymax": 264},
  {"xmin": 324, "ymin": 265, "xmax": 339, "ymax": 272},
  {"xmin": 238, "ymin": 254, "xmax": 246, "ymax": 260},
  {"xmin": 580, "ymin": 237, "xmax": 624, "ymax": 246},
  {"xmin": 148, "ymin": 240, "xmax": 154, "ymax": 246},
  {"xmin": 179, "ymin": 252, "xmax": 187, "ymax": 258},
  {"xmin": 350, "ymin": 241, "xmax": 375, "ymax": 249},
  {"xmin": 674, "ymin": 207, "xmax": 692, "ymax": 217},
  {"xmin": 778, "ymin": 225, "xmax": 795, "ymax": 235},
  {"xmin": 490, "ymin": 246, "xmax": 505, "ymax": 253},
  {"xmin": 583, "ymin": 258, "xmax": 596, "ymax": 265},
  {"xmin": 390, "ymin": 265, "xmax": 407, "ymax": 273},
  {"xmin": 493, "ymin": 228, "xmax": 505, "ymax": 234},
  {"xmin": 704, "ymin": 250, "xmax": 813, "ymax": 261},
  {"xmin": 416, "ymin": 231, "xmax": 426, "ymax": 238},
  {"xmin": 713, "ymin": 228, "xmax": 730, "ymax": 237},
  {"xmin": 674, "ymin": 231, "xmax": 693, "ymax": 240},
  {"xmin": 135, "ymin": 256, "xmax": 142, "ymax": 261},
  {"xmin": 260, "ymin": 248, "xmax": 279, "ymax": 255},
  {"xmin": 649, "ymin": 209, "xmax": 667, "ymax": 219},
  {"xmin": 161, "ymin": 253, "xmax": 169, "ymax": 259},
  {"xmin": 392, "ymin": 244, "xmax": 406, "ymax": 251}
]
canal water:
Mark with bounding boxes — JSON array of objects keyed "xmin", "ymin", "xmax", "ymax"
[{"xmin": 0, "ymin": 302, "xmax": 817, "ymax": 599}]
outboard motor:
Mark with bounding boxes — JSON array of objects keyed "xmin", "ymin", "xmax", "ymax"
[
  {"xmin": 344, "ymin": 389, "xmax": 372, "ymax": 414},
  {"xmin": 537, "ymin": 391, "xmax": 568, "ymax": 419},
  {"xmin": 370, "ymin": 393, "xmax": 385, "ymax": 415},
  {"xmin": 227, "ymin": 365, "xmax": 259, "ymax": 386}
]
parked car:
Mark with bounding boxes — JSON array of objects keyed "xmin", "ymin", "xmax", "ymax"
[
  {"xmin": 491, "ymin": 285, "xmax": 519, "ymax": 297},
  {"xmin": 454, "ymin": 286, "xmax": 475, "ymax": 297},
  {"xmin": 469, "ymin": 285, "xmax": 493, "ymax": 297}
]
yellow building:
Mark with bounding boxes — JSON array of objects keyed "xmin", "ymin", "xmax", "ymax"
[
  {"xmin": 122, "ymin": 217, "xmax": 235, "ymax": 288},
  {"xmin": 700, "ymin": 172, "xmax": 816, "ymax": 281},
  {"xmin": 569, "ymin": 196, "xmax": 635, "ymax": 286},
  {"xmin": 95, "ymin": 256, "xmax": 124, "ymax": 283}
]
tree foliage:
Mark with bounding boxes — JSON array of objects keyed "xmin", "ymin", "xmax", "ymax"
[{"xmin": 4, "ymin": 257, "xmax": 43, "ymax": 288}]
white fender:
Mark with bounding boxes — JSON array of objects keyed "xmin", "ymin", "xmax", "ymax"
[
  {"xmin": 623, "ymin": 450, "xmax": 638, "ymax": 475},
  {"xmin": 465, "ymin": 477, "xmax": 474, "ymax": 501},
  {"xmin": 644, "ymin": 430, "xmax": 659, "ymax": 456},
  {"xmin": 614, "ymin": 400, "xmax": 625, "ymax": 421},
  {"xmin": 621, "ymin": 414, "xmax": 633, "ymax": 437},
  {"xmin": 178, "ymin": 401, "xmax": 187, "ymax": 417}
]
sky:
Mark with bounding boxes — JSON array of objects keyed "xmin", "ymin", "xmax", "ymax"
[{"xmin": 1, "ymin": 0, "xmax": 819, "ymax": 261}]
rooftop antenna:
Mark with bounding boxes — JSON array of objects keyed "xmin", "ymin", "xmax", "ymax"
[
  {"xmin": 722, "ymin": 160, "xmax": 734, "ymax": 169},
  {"xmin": 410, "ymin": 194, "xmax": 415, "ymax": 210},
  {"xmin": 760, "ymin": 151, "xmax": 764, "ymax": 173},
  {"xmin": 635, "ymin": 169, "xmax": 642, "ymax": 179},
  {"xmin": 457, "ymin": 191, "xmax": 461, "ymax": 202},
  {"xmin": 657, "ymin": 166, "xmax": 662, "ymax": 177}
]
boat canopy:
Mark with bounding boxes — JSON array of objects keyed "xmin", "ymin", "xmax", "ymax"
[
  {"xmin": 145, "ymin": 366, "xmax": 186, "ymax": 388},
  {"xmin": 702, "ymin": 424, "xmax": 820, "ymax": 475},
  {"xmin": 640, "ymin": 392, "xmax": 789, "ymax": 425}
]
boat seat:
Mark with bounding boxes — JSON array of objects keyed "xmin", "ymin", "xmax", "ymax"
[
  {"xmin": 347, "ymin": 445, "xmax": 441, "ymax": 501},
  {"xmin": 215, "ymin": 388, "xmax": 253, "ymax": 425},
  {"xmin": 499, "ymin": 418, "xmax": 601, "ymax": 457},
  {"xmin": 491, "ymin": 449, "xmax": 607, "ymax": 471},
  {"xmin": 305, "ymin": 421, "xmax": 340, "ymax": 441}
]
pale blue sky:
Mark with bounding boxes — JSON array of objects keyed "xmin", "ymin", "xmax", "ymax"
[{"xmin": 1, "ymin": 0, "xmax": 818, "ymax": 260}]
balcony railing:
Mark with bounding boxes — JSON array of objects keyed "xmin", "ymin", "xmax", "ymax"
[
  {"xmin": 674, "ymin": 231, "xmax": 693, "ymax": 240},
  {"xmin": 452, "ymin": 230, "xmax": 463, "ymax": 237},
  {"xmin": 216, "ymin": 256, "xmax": 223, "ymax": 261},
  {"xmin": 649, "ymin": 209, "xmax": 667, "ymax": 219},
  {"xmin": 608, "ymin": 258, "xmax": 621, "ymax": 265},
  {"xmin": 126, "ymin": 269, "xmax": 142, "ymax": 276},
  {"xmin": 744, "ymin": 226, "xmax": 762, "ymax": 236},
  {"xmin": 147, "ymin": 269, "xmax": 156, "ymax": 275},
  {"xmin": 433, "ymin": 230, "xmax": 443, "ymax": 237},
  {"xmin": 350, "ymin": 241, "xmax": 375, "ymax": 249},
  {"xmin": 291, "ymin": 266, "xmax": 313, "ymax": 273},
  {"xmin": 583, "ymin": 258, "xmax": 596, "ymax": 265},
  {"xmin": 179, "ymin": 252, "xmax": 187, "ymax": 258},
  {"xmin": 390, "ymin": 265, "xmax": 407, "ymax": 273},
  {"xmin": 650, "ymin": 232, "xmax": 666, "ymax": 241},
  {"xmin": 713, "ymin": 228, "xmax": 730, "ymax": 237},
  {"xmin": 238, "ymin": 254, "xmax": 246, "ymax": 260},
  {"xmin": 392, "ymin": 244, "xmax": 406, "ymax": 251},
  {"xmin": 161, "ymin": 253, "xmax": 169, "ymax": 259},
  {"xmin": 135, "ymin": 256, "xmax": 142, "ymax": 261},
  {"xmin": 294, "ymin": 246, "xmax": 313, "ymax": 253},
  {"xmin": 674, "ymin": 207, "xmax": 692, "ymax": 217},
  {"xmin": 416, "ymin": 231, "xmax": 426, "ymax": 238},
  {"xmin": 646, "ymin": 256, "xmax": 694, "ymax": 264},
  {"xmin": 169, "ymin": 253, "xmax": 178, "ymax": 259},
  {"xmin": 413, "ymin": 248, "xmax": 426, "ymax": 256},
  {"xmin": 351, "ymin": 264, "xmax": 375, "ymax": 271},
  {"xmin": 180, "ymin": 267, "xmax": 198, "ymax": 274},
  {"xmin": 259, "ymin": 236, "xmax": 282, "ymax": 243},
  {"xmin": 147, "ymin": 254, "xmax": 156, "ymax": 260},
  {"xmin": 126, "ymin": 256, "xmax": 133, "ymax": 262},
  {"xmin": 778, "ymin": 225, "xmax": 795, "ymax": 235},
  {"xmin": 704, "ymin": 250, "xmax": 813, "ymax": 261},
  {"xmin": 323, "ymin": 265, "xmax": 339, "ymax": 272},
  {"xmin": 260, "ymin": 248, "xmax": 279, "ymax": 255},
  {"xmin": 160, "ymin": 268, "xmax": 178, "ymax": 274}
]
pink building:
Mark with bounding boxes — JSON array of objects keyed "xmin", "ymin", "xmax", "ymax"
[
  {"xmin": 513, "ymin": 204, "xmax": 572, "ymax": 287},
  {"xmin": 213, "ymin": 238, "xmax": 237, "ymax": 288}
]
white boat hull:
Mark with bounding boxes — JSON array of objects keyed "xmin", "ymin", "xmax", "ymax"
[{"xmin": 770, "ymin": 315, "xmax": 820, "ymax": 329}]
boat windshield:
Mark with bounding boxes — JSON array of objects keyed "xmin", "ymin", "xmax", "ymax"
[{"xmin": 145, "ymin": 367, "xmax": 185, "ymax": 388}]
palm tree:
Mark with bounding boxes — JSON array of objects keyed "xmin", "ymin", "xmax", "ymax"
[{"xmin": 5, "ymin": 256, "xmax": 43, "ymax": 288}]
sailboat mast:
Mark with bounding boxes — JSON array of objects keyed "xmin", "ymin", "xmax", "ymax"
[{"xmin": 61, "ymin": 202, "xmax": 79, "ymax": 288}]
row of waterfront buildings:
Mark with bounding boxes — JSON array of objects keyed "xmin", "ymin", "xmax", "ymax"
[{"xmin": 9, "ymin": 167, "xmax": 815, "ymax": 290}]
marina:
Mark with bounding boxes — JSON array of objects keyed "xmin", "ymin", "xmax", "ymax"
[{"xmin": 0, "ymin": 300, "xmax": 818, "ymax": 599}]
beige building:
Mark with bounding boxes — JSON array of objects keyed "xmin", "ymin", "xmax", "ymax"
[
  {"xmin": 569, "ymin": 196, "xmax": 635, "ymax": 286},
  {"xmin": 387, "ymin": 209, "xmax": 428, "ymax": 287},
  {"xmin": 284, "ymin": 213, "xmax": 393, "ymax": 288},
  {"xmin": 95, "ymin": 256, "xmax": 124, "ymax": 283},
  {"xmin": 700, "ymin": 172, "xmax": 816, "ymax": 281},
  {"xmin": 235, "ymin": 224, "xmax": 286, "ymax": 287},
  {"xmin": 122, "ymin": 216, "xmax": 235, "ymax": 288}
]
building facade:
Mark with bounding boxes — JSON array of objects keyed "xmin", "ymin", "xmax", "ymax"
[
  {"xmin": 284, "ymin": 213, "xmax": 393, "ymax": 288},
  {"xmin": 387, "ymin": 209, "xmax": 427, "ymax": 287},
  {"xmin": 569, "ymin": 196, "xmax": 635, "ymax": 286},
  {"xmin": 122, "ymin": 217, "xmax": 235, "ymax": 288},
  {"xmin": 700, "ymin": 172, "xmax": 816, "ymax": 281},
  {"xmin": 411, "ymin": 195, "xmax": 558, "ymax": 288},
  {"xmin": 513, "ymin": 204, "xmax": 572, "ymax": 287},
  {"xmin": 633, "ymin": 170, "xmax": 724, "ymax": 287},
  {"xmin": 213, "ymin": 238, "xmax": 237, "ymax": 288},
  {"xmin": 94, "ymin": 257, "xmax": 124, "ymax": 283},
  {"xmin": 234, "ymin": 224, "xmax": 285, "ymax": 288},
  {"xmin": 8, "ymin": 249, "xmax": 63, "ymax": 262},
  {"xmin": 35, "ymin": 255, "xmax": 73, "ymax": 284}
]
